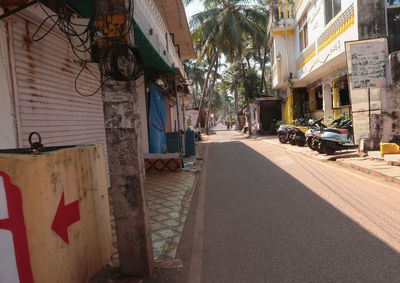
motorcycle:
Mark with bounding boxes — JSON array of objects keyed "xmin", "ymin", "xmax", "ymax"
[
  {"xmin": 317, "ymin": 119, "xmax": 355, "ymax": 155},
  {"xmin": 278, "ymin": 124, "xmax": 291, "ymax": 144},
  {"xmin": 278, "ymin": 117, "xmax": 309, "ymax": 145},
  {"xmin": 287, "ymin": 117, "xmax": 311, "ymax": 146},
  {"xmin": 306, "ymin": 117, "xmax": 344, "ymax": 150}
]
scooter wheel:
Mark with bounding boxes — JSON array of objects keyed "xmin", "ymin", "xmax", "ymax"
[
  {"xmin": 278, "ymin": 135, "xmax": 287, "ymax": 144},
  {"xmin": 297, "ymin": 139, "xmax": 306, "ymax": 146},
  {"xmin": 322, "ymin": 143, "xmax": 336, "ymax": 155},
  {"xmin": 311, "ymin": 140, "xmax": 319, "ymax": 151},
  {"xmin": 307, "ymin": 138, "xmax": 313, "ymax": 149},
  {"xmin": 317, "ymin": 142, "xmax": 325, "ymax": 153}
]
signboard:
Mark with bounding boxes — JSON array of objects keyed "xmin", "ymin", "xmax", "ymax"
[
  {"xmin": 346, "ymin": 38, "xmax": 388, "ymax": 89},
  {"xmin": 345, "ymin": 38, "xmax": 388, "ymax": 144}
]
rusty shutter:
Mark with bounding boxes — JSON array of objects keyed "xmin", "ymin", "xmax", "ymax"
[{"xmin": 8, "ymin": 15, "xmax": 110, "ymax": 186}]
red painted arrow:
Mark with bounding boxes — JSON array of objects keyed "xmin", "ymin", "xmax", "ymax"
[{"xmin": 51, "ymin": 192, "xmax": 80, "ymax": 244}]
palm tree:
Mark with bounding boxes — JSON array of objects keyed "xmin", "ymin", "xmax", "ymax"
[
  {"xmin": 189, "ymin": 0, "xmax": 268, "ymax": 130},
  {"xmin": 221, "ymin": 61, "xmax": 243, "ymax": 124},
  {"xmin": 183, "ymin": 60, "xmax": 207, "ymax": 108},
  {"xmin": 205, "ymin": 57, "xmax": 219, "ymax": 134}
]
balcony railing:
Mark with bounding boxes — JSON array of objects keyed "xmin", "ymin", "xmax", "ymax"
[
  {"xmin": 317, "ymin": 4, "xmax": 355, "ymax": 51},
  {"xmin": 295, "ymin": 4, "xmax": 355, "ymax": 71},
  {"xmin": 296, "ymin": 41, "xmax": 316, "ymax": 69},
  {"xmin": 268, "ymin": 2, "xmax": 295, "ymax": 31}
]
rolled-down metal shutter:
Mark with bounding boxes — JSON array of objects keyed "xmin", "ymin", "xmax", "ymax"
[{"xmin": 8, "ymin": 15, "xmax": 110, "ymax": 186}]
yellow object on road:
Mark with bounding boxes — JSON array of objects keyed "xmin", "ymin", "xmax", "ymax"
[{"xmin": 380, "ymin": 143, "xmax": 400, "ymax": 156}]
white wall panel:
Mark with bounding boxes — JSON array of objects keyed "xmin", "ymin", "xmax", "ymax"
[{"xmin": 8, "ymin": 15, "xmax": 110, "ymax": 186}]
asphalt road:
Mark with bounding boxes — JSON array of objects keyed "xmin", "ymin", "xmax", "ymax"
[{"xmin": 148, "ymin": 125, "xmax": 400, "ymax": 282}]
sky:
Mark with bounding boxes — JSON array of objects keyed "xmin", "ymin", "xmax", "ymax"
[{"xmin": 184, "ymin": 0, "xmax": 203, "ymax": 21}]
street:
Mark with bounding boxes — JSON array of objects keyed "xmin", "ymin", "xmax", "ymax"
[{"xmin": 149, "ymin": 125, "xmax": 400, "ymax": 282}]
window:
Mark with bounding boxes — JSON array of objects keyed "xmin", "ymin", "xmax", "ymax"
[
  {"xmin": 325, "ymin": 0, "xmax": 341, "ymax": 25},
  {"xmin": 299, "ymin": 14, "xmax": 308, "ymax": 51}
]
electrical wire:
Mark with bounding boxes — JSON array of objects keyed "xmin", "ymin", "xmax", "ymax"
[
  {"xmin": 31, "ymin": 0, "xmax": 143, "ymax": 97},
  {"xmin": 74, "ymin": 61, "xmax": 111, "ymax": 97}
]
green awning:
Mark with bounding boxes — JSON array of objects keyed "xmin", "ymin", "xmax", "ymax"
[
  {"xmin": 66, "ymin": 0, "xmax": 94, "ymax": 19},
  {"xmin": 134, "ymin": 20, "xmax": 175, "ymax": 74},
  {"xmin": 64, "ymin": 2, "xmax": 174, "ymax": 74}
]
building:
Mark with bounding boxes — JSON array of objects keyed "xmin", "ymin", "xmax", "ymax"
[
  {"xmin": 268, "ymin": 0, "xmax": 387, "ymax": 128},
  {"xmin": 0, "ymin": 0, "xmax": 194, "ymax": 279}
]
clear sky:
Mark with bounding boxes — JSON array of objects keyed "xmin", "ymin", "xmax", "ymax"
[{"xmin": 184, "ymin": 0, "xmax": 203, "ymax": 22}]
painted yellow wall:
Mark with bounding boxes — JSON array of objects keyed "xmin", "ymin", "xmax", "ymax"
[
  {"xmin": 332, "ymin": 81, "xmax": 339, "ymax": 117},
  {"xmin": 0, "ymin": 144, "xmax": 112, "ymax": 283},
  {"xmin": 282, "ymin": 94, "xmax": 293, "ymax": 125}
]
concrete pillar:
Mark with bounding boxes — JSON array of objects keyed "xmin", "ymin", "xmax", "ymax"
[
  {"xmin": 96, "ymin": 0, "xmax": 154, "ymax": 277},
  {"xmin": 103, "ymin": 81, "xmax": 154, "ymax": 277}
]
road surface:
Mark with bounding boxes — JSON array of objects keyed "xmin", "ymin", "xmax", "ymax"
[{"xmin": 148, "ymin": 125, "xmax": 400, "ymax": 282}]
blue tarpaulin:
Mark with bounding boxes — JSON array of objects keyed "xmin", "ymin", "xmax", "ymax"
[{"xmin": 149, "ymin": 84, "xmax": 167, "ymax": 153}]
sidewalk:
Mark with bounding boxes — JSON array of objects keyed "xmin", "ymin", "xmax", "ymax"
[
  {"xmin": 254, "ymin": 135, "xmax": 400, "ymax": 184},
  {"xmin": 146, "ymin": 170, "xmax": 196, "ymax": 262},
  {"xmin": 91, "ymin": 156, "xmax": 201, "ymax": 282}
]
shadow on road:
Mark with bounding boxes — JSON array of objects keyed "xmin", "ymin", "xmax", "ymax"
[
  {"xmin": 147, "ymin": 139, "xmax": 400, "ymax": 282},
  {"xmin": 202, "ymin": 141, "xmax": 400, "ymax": 282}
]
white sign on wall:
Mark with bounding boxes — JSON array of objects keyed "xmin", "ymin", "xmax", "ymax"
[
  {"xmin": 345, "ymin": 38, "xmax": 388, "ymax": 144},
  {"xmin": 346, "ymin": 38, "xmax": 388, "ymax": 90}
]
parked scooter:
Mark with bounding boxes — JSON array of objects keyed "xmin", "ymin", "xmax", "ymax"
[
  {"xmin": 278, "ymin": 117, "xmax": 309, "ymax": 145},
  {"xmin": 307, "ymin": 117, "xmax": 344, "ymax": 150},
  {"xmin": 288, "ymin": 117, "xmax": 311, "ymax": 146},
  {"xmin": 317, "ymin": 119, "xmax": 355, "ymax": 155},
  {"xmin": 278, "ymin": 124, "xmax": 291, "ymax": 144}
]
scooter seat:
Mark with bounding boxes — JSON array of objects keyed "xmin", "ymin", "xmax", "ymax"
[{"xmin": 324, "ymin": 128, "xmax": 350, "ymax": 134}]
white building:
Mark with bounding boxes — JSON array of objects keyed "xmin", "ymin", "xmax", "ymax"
[{"xmin": 269, "ymin": 0, "xmax": 387, "ymax": 125}]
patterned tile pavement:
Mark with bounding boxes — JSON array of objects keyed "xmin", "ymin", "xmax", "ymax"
[{"xmin": 145, "ymin": 170, "xmax": 196, "ymax": 261}]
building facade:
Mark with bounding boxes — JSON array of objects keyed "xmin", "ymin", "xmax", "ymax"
[
  {"xmin": 0, "ymin": 0, "xmax": 194, "ymax": 279},
  {"xmin": 269, "ymin": 0, "xmax": 387, "ymax": 127}
]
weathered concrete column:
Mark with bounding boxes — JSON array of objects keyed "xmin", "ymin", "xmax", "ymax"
[
  {"xmin": 96, "ymin": 0, "xmax": 154, "ymax": 277},
  {"xmin": 103, "ymin": 81, "xmax": 154, "ymax": 277}
]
